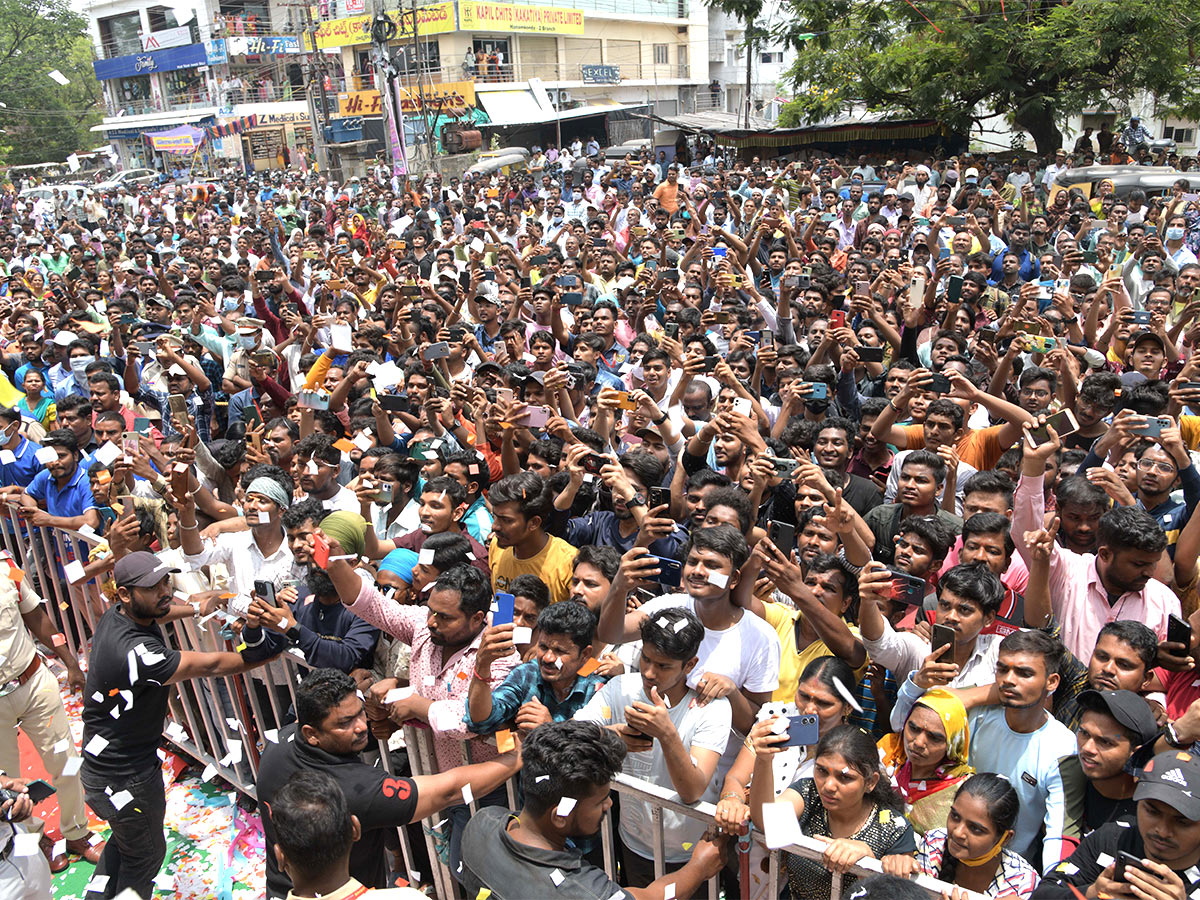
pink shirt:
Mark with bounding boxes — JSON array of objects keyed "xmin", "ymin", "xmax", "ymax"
[
  {"xmin": 1012, "ymin": 474, "xmax": 1179, "ymax": 661},
  {"xmin": 939, "ymin": 536, "xmax": 1030, "ymax": 594},
  {"xmin": 348, "ymin": 578, "xmax": 519, "ymax": 773}
]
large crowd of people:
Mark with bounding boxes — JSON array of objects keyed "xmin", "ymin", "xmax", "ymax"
[{"xmin": 2, "ymin": 137, "xmax": 1200, "ymax": 900}]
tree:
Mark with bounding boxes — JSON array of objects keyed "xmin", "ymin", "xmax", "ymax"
[
  {"xmin": 773, "ymin": 0, "xmax": 1200, "ymax": 154},
  {"xmin": 0, "ymin": 0, "xmax": 101, "ymax": 168}
]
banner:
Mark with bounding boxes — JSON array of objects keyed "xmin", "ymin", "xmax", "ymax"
[
  {"xmin": 337, "ymin": 80, "xmax": 475, "ymax": 117},
  {"xmin": 305, "ymin": 1, "xmax": 455, "ymax": 49},
  {"xmin": 93, "ymin": 43, "xmax": 207, "ymax": 80},
  {"xmin": 205, "ymin": 38, "xmax": 228, "ymax": 64},
  {"xmin": 459, "ymin": 0, "xmax": 583, "ymax": 34},
  {"xmin": 226, "ymin": 35, "xmax": 303, "ymax": 54},
  {"xmin": 145, "ymin": 124, "xmax": 205, "ymax": 153},
  {"xmin": 141, "ymin": 26, "xmax": 192, "ymax": 51}
]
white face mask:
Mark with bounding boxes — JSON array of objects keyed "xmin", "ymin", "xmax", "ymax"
[
  {"xmin": 1166, "ymin": 226, "xmax": 1185, "ymax": 241},
  {"xmin": 238, "ymin": 333, "xmax": 256, "ymax": 349},
  {"xmin": 69, "ymin": 355, "xmax": 93, "ymax": 373}
]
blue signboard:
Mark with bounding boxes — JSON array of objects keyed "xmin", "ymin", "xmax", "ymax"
[
  {"xmin": 205, "ymin": 39, "xmax": 229, "ymax": 65},
  {"xmin": 93, "ymin": 43, "xmax": 208, "ymax": 81},
  {"xmin": 581, "ymin": 64, "xmax": 620, "ymax": 85},
  {"xmin": 228, "ymin": 35, "xmax": 303, "ymax": 54}
]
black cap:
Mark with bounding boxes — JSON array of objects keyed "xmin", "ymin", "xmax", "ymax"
[
  {"xmin": 1129, "ymin": 329, "xmax": 1165, "ymax": 350},
  {"xmin": 1135, "ymin": 750, "xmax": 1200, "ymax": 819},
  {"xmin": 113, "ymin": 550, "xmax": 180, "ymax": 588},
  {"xmin": 1077, "ymin": 689, "xmax": 1159, "ymax": 746}
]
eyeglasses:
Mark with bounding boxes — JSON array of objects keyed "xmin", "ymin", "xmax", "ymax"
[{"xmin": 1137, "ymin": 459, "xmax": 1177, "ymax": 475}]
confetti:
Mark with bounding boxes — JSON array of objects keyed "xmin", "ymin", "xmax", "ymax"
[
  {"xmin": 577, "ymin": 658, "xmax": 600, "ymax": 677},
  {"xmin": 384, "ymin": 687, "xmax": 414, "ymax": 704},
  {"xmin": 707, "ymin": 571, "xmax": 729, "ymax": 588},
  {"xmin": 461, "ymin": 784, "xmax": 474, "ymax": 805},
  {"xmin": 550, "ymin": 869, "xmax": 565, "ymax": 886},
  {"xmin": 12, "ymin": 832, "xmax": 40, "ymax": 856},
  {"xmin": 555, "ymin": 797, "xmax": 577, "ymax": 817},
  {"xmin": 496, "ymin": 729, "xmax": 515, "ymax": 753},
  {"xmin": 512, "ymin": 626, "xmax": 533, "ymax": 644},
  {"xmin": 84, "ymin": 734, "xmax": 109, "ymax": 756},
  {"xmin": 762, "ymin": 800, "xmax": 805, "ymax": 849},
  {"xmin": 64, "ymin": 560, "xmax": 86, "ymax": 583},
  {"xmin": 418, "ymin": 548, "xmax": 435, "ymax": 566},
  {"xmin": 62, "ymin": 757, "xmax": 82, "ymax": 776},
  {"xmin": 110, "ymin": 789, "xmax": 134, "ymax": 810}
]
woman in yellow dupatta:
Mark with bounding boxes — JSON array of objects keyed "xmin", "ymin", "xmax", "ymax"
[{"xmin": 877, "ymin": 688, "xmax": 973, "ymax": 835}]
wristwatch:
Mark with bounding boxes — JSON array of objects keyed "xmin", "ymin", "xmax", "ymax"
[
  {"xmin": 626, "ymin": 492, "xmax": 647, "ymax": 508},
  {"xmin": 285, "ymin": 623, "xmax": 303, "ymax": 644},
  {"xmin": 1165, "ymin": 721, "xmax": 1191, "ymax": 749},
  {"xmin": 653, "ymin": 410, "xmax": 668, "ymax": 425}
]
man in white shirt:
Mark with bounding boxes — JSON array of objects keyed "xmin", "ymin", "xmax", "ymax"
[
  {"xmin": 576, "ymin": 607, "xmax": 730, "ymax": 887},
  {"xmin": 295, "ymin": 435, "xmax": 361, "ymax": 513}
]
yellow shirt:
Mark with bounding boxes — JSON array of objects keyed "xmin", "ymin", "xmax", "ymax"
[
  {"xmin": 488, "ymin": 534, "xmax": 576, "ymax": 605},
  {"xmin": 1181, "ymin": 415, "xmax": 1200, "ymax": 452},
  {"xmin": 763, "ymin": 602, "xmax": 868, "ymax": 702}
]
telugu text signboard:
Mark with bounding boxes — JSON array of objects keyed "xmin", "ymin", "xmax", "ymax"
[
  {"xmin": 305, "ymin": 1, "xmax": 455, "ymax": 50},
  {"xmin": 337, "ymin": 80, "xmax": 475, "ymax": 117},
  {"xmin": 459, "ymin": 0, "xmax": 584, "ymax": 34}
]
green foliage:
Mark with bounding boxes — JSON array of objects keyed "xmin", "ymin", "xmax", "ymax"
[
  {"xmin": 773, "ymin": 0, "xmax": 1200, "ymax": 153},
  {"xmin": 0, "ymin": 0, "xmax": 101, "ymax": 167}
]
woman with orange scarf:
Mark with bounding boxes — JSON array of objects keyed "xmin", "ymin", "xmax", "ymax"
[{"xmin": 877, "ymin": 688, "xmax": 973, "ymax": 836}]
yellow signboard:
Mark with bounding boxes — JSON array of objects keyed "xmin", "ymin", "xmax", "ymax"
[
  {"xmin": 459, "ymin": 0, "xmax": 584, "ymax": 34},
  {"xmin": 306, "ymin": 1, "xmax": 456, "ymax": 50},
  {"xmin": 337, "ymin": 81, "xmax": 476, "ymax": 117}
]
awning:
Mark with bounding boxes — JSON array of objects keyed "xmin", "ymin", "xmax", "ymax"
[
  {"xmin": 91, "ymin": 108, "xmax": 218, "ymax": 133},
  {"xmin": 477, "ymin": 91, "xmax": 635, "ymax": 127}
]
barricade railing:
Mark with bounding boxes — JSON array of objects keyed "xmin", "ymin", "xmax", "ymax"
[{"xmin": 17, "ymin": 515, "xmax": 982, "ymax": 900}]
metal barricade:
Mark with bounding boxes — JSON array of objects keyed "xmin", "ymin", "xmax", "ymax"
[{"xmin": 18, "ymin": 517, "xmax": 983, "ymax": 900}]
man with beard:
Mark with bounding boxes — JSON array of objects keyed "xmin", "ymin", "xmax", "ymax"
[
  {"xmin": 368, "ymin": 475, "xmax": 488, "ymax": 574},
  {"xmin": 1032, "ymin": 748, "xmax": 1200, "ymax": 899},
  {"xmin": 1013, "ymin": 425, "xmax": 1178, "ymax": 661},
  {"xmin": 81, "ymin": 552, "xmax": 277, "ymax": 900},
  {"xmin": 294, "ymin": 434, "xmax": 359, "ymax": 512},
  {"xmin": 256, "ymin": 664, "xmax": 520, "ymax": 898}
]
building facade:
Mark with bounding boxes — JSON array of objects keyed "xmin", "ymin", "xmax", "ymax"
[{"xmin": 85, "ymin": 0, "xmax": 712, "ymax": 172}]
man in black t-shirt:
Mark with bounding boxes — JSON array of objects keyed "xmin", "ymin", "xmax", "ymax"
[
  {"xmin": 257, "ymin": 668, "xmax": 521, "ymax": 899},
  {"xmin": 81, "ymin": 551, "xmax": 277, "ymax": 900},
  {"xmin": 1074, "ymin": 690, "xmax": 1159, "ymax": 836}
]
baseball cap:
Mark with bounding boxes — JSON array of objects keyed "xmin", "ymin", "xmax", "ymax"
[
  {"xmin": 1076, "ymin": 690, "xmax": 1159, "ymax": 747},
  {"xmin": 1135, "ymin": 750, "xmax": 1200, "ymax": 819},
  {"xmin": 636, "ymin": 423, "xmax": 664, "ymax": 440},
  {"xmin": 114, "ymin": 550, "xmax": 180, "ymax": 588},
  {"xmin": 1129, "ymin": 329, "xmax": 1166, "ymax": 351},
  {"xmin": 964, "ymin": 167, "xmax": 980, "ymax": 182}
]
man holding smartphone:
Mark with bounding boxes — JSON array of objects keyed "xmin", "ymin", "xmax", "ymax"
[{"xmin": 1032, "ymin": 749, "xmax": 1200, "ymax": 899}]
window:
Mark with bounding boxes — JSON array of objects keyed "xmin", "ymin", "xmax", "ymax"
[
  {"xmin": 760, "ymin": 51, "xmax": 783, "ymax": 63},
  {"xmin": 653, "ymin": 43, "xmax": 669, "ymax": 64},
  {"xmin": 678, "ymin": 44, "xmax": 688, "ymax": 66},
  {"xmin": 1164, "ymin": 125, "xmax": 1196, "ymax": 145}
]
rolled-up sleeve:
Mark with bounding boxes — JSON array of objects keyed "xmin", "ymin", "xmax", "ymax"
[{"xmin": 861, "ymin": 618, "xmax": 925, "ymax": 683}]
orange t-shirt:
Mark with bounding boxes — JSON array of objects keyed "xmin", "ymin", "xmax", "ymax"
[
  {"xmin": 899, "ymin": 423, "xmax": 1006, "ymax": 472},
  {"xmin": 653, "ymin": 181, "xmax": 682, "ymax": 214}
]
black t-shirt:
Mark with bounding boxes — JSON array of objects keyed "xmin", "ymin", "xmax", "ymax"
[
  {"xmin": 81, "ymin": 605, "xmax": 181, "ymax": 781},
  {"xmin": 1083, "ymin": 782, "xmax": 1136, "ymax": 836},
  {"xmin": 257, "ymin": 725, "xmax": 420, "ymax": 899}
]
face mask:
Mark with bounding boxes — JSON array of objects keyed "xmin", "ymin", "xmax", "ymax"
[
  {"xmin": 223, "ymin": 296, "xmax": 241, "ymax": 312},
  {"xmin": 69, "ymin": 355, "xmax": 93, "ymax": 373},
  {"xmin": 573, "ymin": 193, "xmax": 582, "ymax": 202},
  {"xmin": 238, "ymin": 333, "xmax": 256, "ymax": 349},
  {"xmin": 1166, "ymin": 226, "xmax": 1185, "ymax": 241}
]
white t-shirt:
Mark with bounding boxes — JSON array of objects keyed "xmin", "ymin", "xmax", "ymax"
[{"xmin": 576, "ymin": 672, "xmax": 731, "ymax": 863}]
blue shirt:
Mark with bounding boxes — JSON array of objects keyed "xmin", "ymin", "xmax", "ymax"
[
  {"xmin": 465, "ymin": 659, "xmax": 609, "ymax": 735},
  {"xmin": 134, "ymin": 383, "xmax": 215, "ymax": 444},
  {"xmin": 565, "ymin": 509, "xmax": 686, "ymax": 557},
  {"xmin": 26, "ymin": 464, "xmax": 96, "ymax": 519},
  {"xmin": 0, "ymin": 438, "xmax": 44, "ymax": 488},
  {"xmin": 243, "ymin": 598, "xmax": 379, "ymax": 673}
]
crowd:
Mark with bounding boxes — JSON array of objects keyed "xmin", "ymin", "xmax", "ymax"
[{"xmin": 2, "ymin": 137, "xmax": 1200, "ymax": 900}]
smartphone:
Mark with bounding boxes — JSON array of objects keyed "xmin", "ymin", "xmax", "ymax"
[
  {"xmin": 253, "ymin": 580, "xmax": 278, "ymax": 607},
  {"xmin": 581, "ymin": 452, "xmax": 607, "ymax": 475},
  {"xmin": 648, "ymin": 486, "xmax": 670, "ymax": 510},
  {"xmin": 946, "ymin": 274, "xmax": 963, "ymax": 305},
  {"xmin": 530, "ymin": 254, "xmax": 549, "ymax": 266},
  {"xmin": 167, "ymin": 393, "xmax": 189, "ymax": 430},
  {"xmin": 423, "ymin": 342, "xmax": 451, "ymax": 360},
  {"xmin": 1132, "ymin": 416, "xmax": 1172, "ymax": 438},
  {"xmin": 664, "ymin": 322, "xmax": 680, "ymax": 340},
  {"xmin": 769, "ymin": 520, "xmax": 795, "ymax": 554},
  {"xmin": 939, "ymin": 247, "xmax": 952, "ymax": 260},
  {"xmin": 556, "ymin": 275, "xmax": 579, "ymax": 288},
  {"xmin": 1131, "ymin": 309, "xmax": 1153, "ymax": 326},
  {"xmin": 613, "ymin": 391, "xmax": 638, "ymax": 411},
  {"xmin": 297, "ymin": 390, "xmax": 331, "ymax": 411},
  {"xmin": 928, "ymin": 373, "xmax": 953, "ymax": 394},
  {"xmin": 977, "ymin": 330, "xmax": 997, "ymax": 346},
  {"xmin": 563, "ymin": 292, "xmax": 584, "ymax": 306},
  {"xmin": 521, "ymin": 406, "xmax": 551, "ymax": 429},
  {"xmin": 253, "ymin": 270, "xmax": 273, "ymax": 282},
  {"xmin": 121, "ymin": 434, "xmax": 139, "ymax": 459},
  {"xmin": 1025, "ymin": 409, "xmax": 1080, "ymax": 448},
  {"xmin": 909, "ymin": 275, "xmax": 926, "ymax": 305},
  {"xmin": 766, "ymin": 456, "xmax": 797, "ymax": 477},
  {"xmin": 1114, "ymin": 850, "xmax": 1152, "ymax": 883},
  {"xmin": 1083, "ymin": 249, "xmax": 1099, "ymax": 265},
  {"xmin": 1026, "ymin": 335, "xmax": 1057, "ymax": 353},
  {"xmin": 24, "ymin": 779, "xmax": 56, "ymax": 804},
  {"xmin": 801, "ymin": 381, "xmax": 830, "ymax": 400},
  {"xmin": 703, "ymin": 356, "xmax": 719, "ymax": 372},
  {"xmin": 829, "ymin": 309, "xmax": 846, "ymax": 329},
  {"xmin": 710, "ymin": 311, "xmax": 731, "ymax": 324},
  {"xmin": 760, "ymin": 330, "xmax": 774, "ymax": 348},
  {"xmin": 945, "ymin": 216, "xmax": 966, "ymax": 227},
  {"xmin": 378, "ymin": 394, "xmax": 411, "ymax": 414},
  {"xmin": 932, "ymin": 623, "xmax": 956, "ymax": 658},
  {"xmin": 888, "ymin": 568, "xmax": 927, "ymax": 605},
  {"xmin": 311, "ymin": 533, "xmax": 330, "ymax": 569},
  {"xmin": 240, "ymin": 404, "xmax": 263, "ymax": 428},
  {"xmin": 647, "ymin": 555, "xmax": 683, "ymax": 588},
  {"xmin": 493, "ymin": 592, "xmax": 515, "ymax": 627},
  {"xmin": 783, "ymin": 714, "xmax": 820, "ymax": 747},
  {"xmin": 1168, "ymin": 613, "xmax": 1192, "ymax": 650},
  {"xmin": 858, "ymin": 346, "xmax": 885, "ymax": 363}
]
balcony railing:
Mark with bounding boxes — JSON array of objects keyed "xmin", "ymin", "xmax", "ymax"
[
  {"xmin": 334, "ymin": 59, "xmax": 692, "ymax": 91},
  {"xmin": 105, "ymin": 91, "xmax": 221, "ymax": 117}
]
